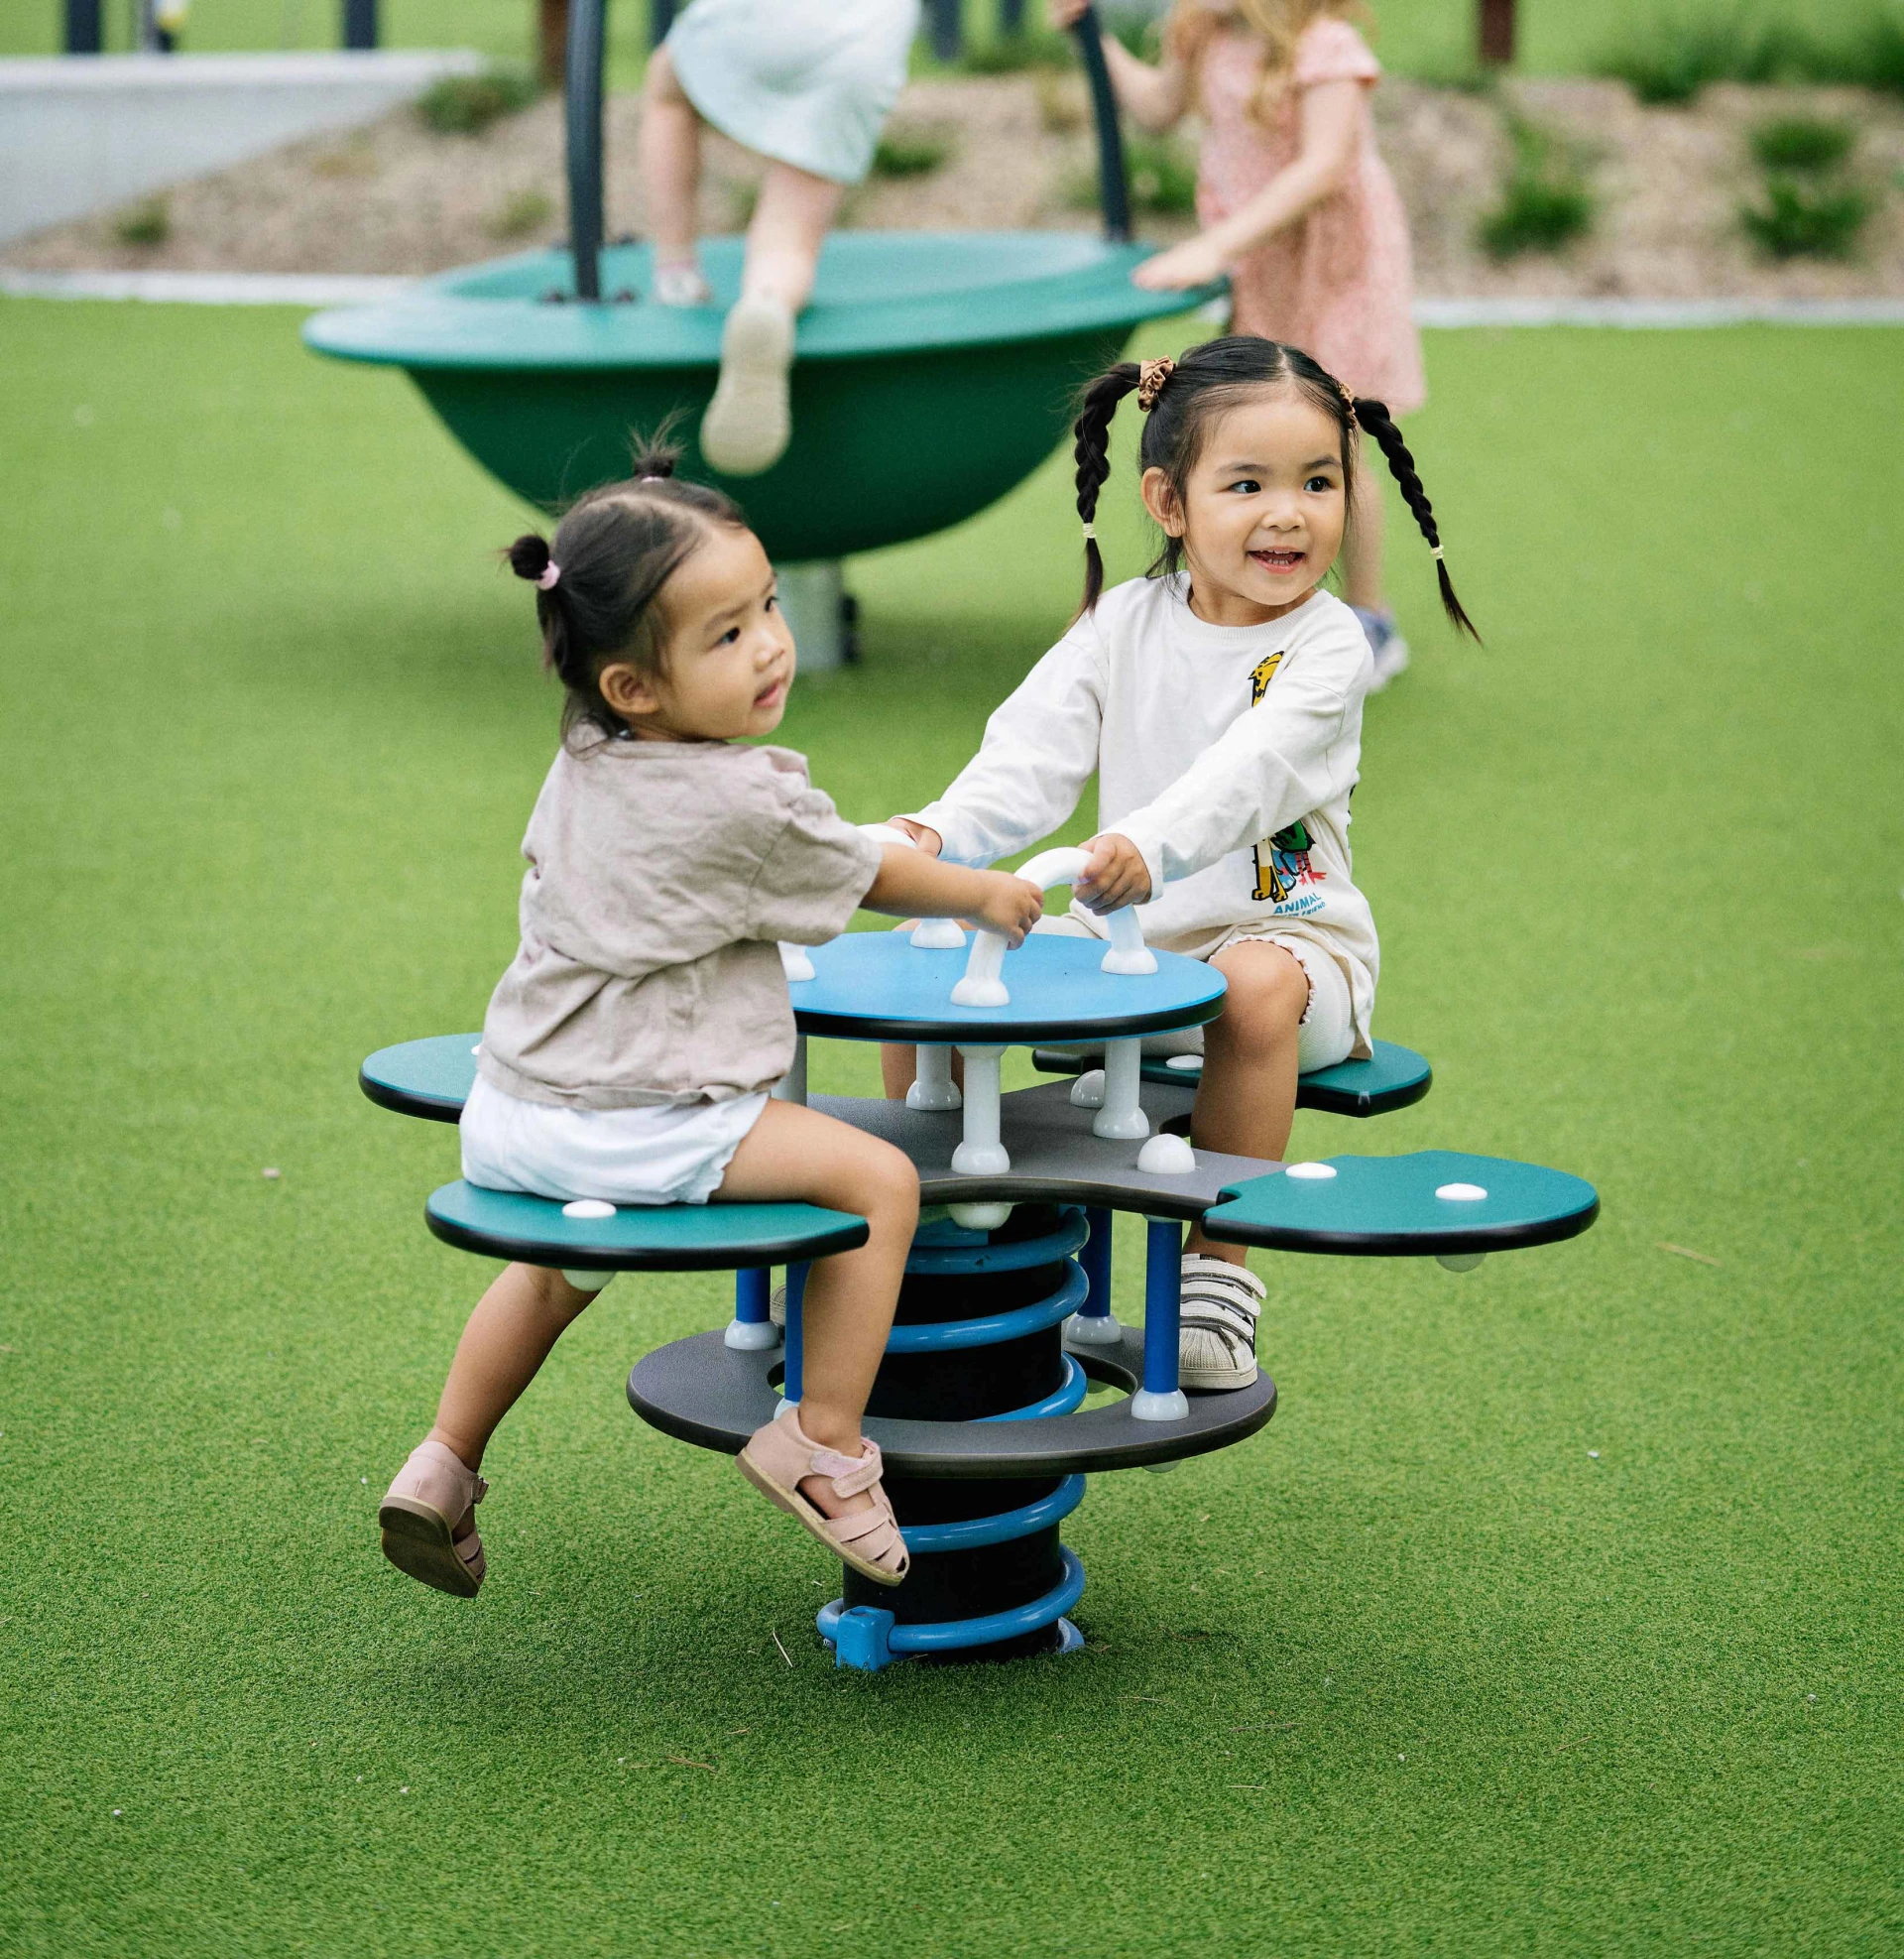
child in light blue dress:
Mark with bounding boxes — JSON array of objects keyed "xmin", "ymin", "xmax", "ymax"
[{"xmin": 638, "ymin": 0, "xmax": 921, "ymax": 477}]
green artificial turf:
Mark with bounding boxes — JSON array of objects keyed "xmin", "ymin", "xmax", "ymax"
[{"xmin": 1, "ymin": 297, "xmax": 1900, "ymax": 1956}]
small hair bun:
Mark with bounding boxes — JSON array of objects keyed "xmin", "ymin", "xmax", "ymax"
[
  {"xmin": 627, "ymin": 434, "xmax": 680, "ymax": 483},
  {"xmin": 507, "ymin": 533, "xmax": 552, "ymax": 582}
]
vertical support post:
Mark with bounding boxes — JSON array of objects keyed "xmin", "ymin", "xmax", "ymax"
[
  {"xmin": 538, "ymin": 0, "xmax": 569, "ymax": 87},
  {"xmin": 999, "ymin": 0, "xmax": 1026, "ymax": 32},
  {"xmin": 1479, "ymin": 0, "xmax": 1515, "ymax": 66},
  {"xmin": 925, "ymin": 0, "xmax": 961, "ymax": 62},
  {"xmin": 652, "ymin": 0, "xmax": 675, "ymax": 48},
  {"xmin": 779, "ymin": 1261, "xmax": 808, "ymax": 1408},
  {"xmin": 342, "ymin": 0, "xmax": 378, "ymax": 51},
  {"xmin": 950, "ymin": 1046, "xmax": 1009, "ymax": 1175},
  {"xmin": 1092, "ymin": 1038, "xmax": 1149, "ymax": 1141},
  {"xmin": 1068, "ymin": 1205, "xmax": 1122, "ymax": 1345},
  {"xmin": 906, "ymin": 1043, "xmax": 961, "ymax": 1111},
  {"xmin": 565, "ymin": 0, "xmax": 606, "ymax": 301},
  {"xmin": 725, "ymin": 1265, "xmax": 779, "ymax": 1351},
  {"xmin": 772, "ymin": 1034, "xmax": 808, "ymax": 1105},
  {"xmin": 1072, "ymin": 6, "xmax": 1131, "ymax": 244},
  {"xmin": 1130, "ymin": 1217, "xmax": 1188, "ymax": 1420},
  {"xmin": 65, "ymin": 0, "xmax": 103, "ymax": 54}
]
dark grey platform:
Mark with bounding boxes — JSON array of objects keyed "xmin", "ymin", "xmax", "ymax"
[
  {"xmin": 627, "ymin": 1324, "xmax": 1277, "ymax": 1477},
  {"xmin": 812, "ymin": 1078, "xmax": 1269, "ymax": 1223}
]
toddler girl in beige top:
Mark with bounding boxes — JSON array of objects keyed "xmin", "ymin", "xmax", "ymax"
[{"xmin": 377, "ymin": 443, "xmax": 1041, "ymax": 1603}]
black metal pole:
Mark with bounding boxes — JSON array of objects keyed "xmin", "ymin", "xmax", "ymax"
[
  {"xmin": 652, "ymin": 0, "xmax": 675, "ymax": 47},
  {"xmin": 65, "ymin": 0, "xmax": 103, "ymax": 53},
  {"xmin": 999, "ymin": 0, "xmax": 1026, "ymax": 32},
  {"xmin": 566, "ymin": 0, "xmax": 606, "ymax": 300},
  {"xmin": 1073, "ymin": 6, "xmax": 1130, "ymax": 244},
  {"xmin": 926, "ymin": 0, "xmax": 962, "ymax": 63},
  {"xmin": 342, "ymin": 0, "xmax": 379, "ymax": 50}
]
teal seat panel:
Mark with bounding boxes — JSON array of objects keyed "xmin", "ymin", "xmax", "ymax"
[
  {"xmin": 361, "ymin": 1035, "xmax": 482, "ymax": 1124},
  {"xmin": 425, "ymin": 1181, "xmax": 869, "ymax": 1273},
  {"xmin": 1029, "ymin": 1038, "xmax": 1433, "ymax": 1117},
  {"xmin": 1200, "ymin": 1151, "xmax": 1599, "ymax": 1257}
]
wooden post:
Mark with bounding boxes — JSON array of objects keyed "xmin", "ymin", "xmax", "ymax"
[
  {"xmin": 538, "ymin": 0, "xmax": 568, "ymax": 85},
  {"xmin": 1479, "ymin": 0, "xmax": 1516, "ymax": 66}
]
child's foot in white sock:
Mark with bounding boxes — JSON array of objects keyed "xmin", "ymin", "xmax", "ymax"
[{"xmin": 652, "ymin": 259, "xmax": 713, "ymax": 307}]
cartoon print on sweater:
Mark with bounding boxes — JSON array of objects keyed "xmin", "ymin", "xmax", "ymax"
[{"xmin": 1248, "ymin": 650, "xmax": 1324, "ymax": 905}]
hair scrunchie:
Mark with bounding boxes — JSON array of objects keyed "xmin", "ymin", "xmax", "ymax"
[{"xmin": 1136, "ymin": 358, "xmax": 1175, "ymax": 412}]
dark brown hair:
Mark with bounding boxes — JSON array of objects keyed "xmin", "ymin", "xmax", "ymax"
[
  {"xmin": 1072, "ymin": 334, "xmax": 1478, "ymax": 639},
  {"xmin": 505, "ymin": 432, "xmax": 748, "ymax": 738}
]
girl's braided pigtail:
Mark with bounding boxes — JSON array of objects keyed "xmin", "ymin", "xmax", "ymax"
[
  {"xmin": 1353, "ymin": 398, "xmax": 1481, "ymax": 642},
  {"xmin": 1072, "ymin": 363, "xmax": 1140, "ymax": 614}
]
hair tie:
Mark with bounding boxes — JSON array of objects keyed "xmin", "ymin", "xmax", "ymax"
[
  {"xmin": 1081, "ymin": 522, "xmax": 1098, "ymax": 542},
  {"xmin": 1430, "ymin": 546, "xmax": 1445, "ymax": 562},
  {"xmin": 537, "ymin": 560, "xmax": 561, "ymax": 590},
  {"xmin": 1136, "ymin": 358, "xmax": 1175, "ymax": 412},
  {"xmin": 639, "ymin": 474, "xmax": 666, "ymax": 483},
  {"xmin": 1339, "ymin": 383, "xmax": 1359, "ymax": 425}
]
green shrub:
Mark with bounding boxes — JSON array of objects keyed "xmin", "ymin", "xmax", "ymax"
[
  {"xmin": 959, "ymin": 30, "xmax": 1072, "ymax": 74},
  {"xmin": 1065, "ymin": 133, "xmax": 1197, "ymax": 216},
  {"xmin": 1751, "ymin": 116, "xmax": 1855, "ymax": 172},
  {"xmin": 1478, "ymin": 118, "xmax": 1594, "ymax": 258},
  {"xmin": 1796, "ymin": 7, "xmax": 1904, "ymax": 92},
  {"xmin": 1741, "ymin": 180, "xmax": 1871, "ymax": 257},
  {"xmin": 1593, "ymin": 7, "xmax": 1793, "ymax": 104},
  {"xmin": 1125, "ymin": 133, "xmax": 1198, "ymax": 215},
  {"xmin": 487, "ymin": 187, "xmax": 553, "ymax": 239},
  {"xmin": 872, "ymin": 127, "xmax": 955, "ymax": 177},
  {"xmin": 416, "ymin": 65, "xmax": 539, "ymax": 136},
  {"xmin": 113, "ymin": 195, "xmax": 170, "ymax": 246}
]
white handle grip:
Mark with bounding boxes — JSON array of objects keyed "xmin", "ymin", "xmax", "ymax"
[
  {"xmin": 950, "ymin": 845, "xmax": 1155, "ymax": 1007},
  {"xmin": 862, "ymin": 822, "xmax": 966, "ymax": 949}
]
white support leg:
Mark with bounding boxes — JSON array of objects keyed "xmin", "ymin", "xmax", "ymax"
[
  {"xmin": 906, "ymin": 1042, "xmax": 962, "ymax": 1111},
  {"xmin": 772, "ymin": 1034, "xmax": 808, "ymax": 1106},
  {"xmin": 774, "ymin": 559, "xmax": 847, "ymax": 673},
  {"xmin": 950, "ymin": 1045, "xmax": 1009, "ymax": 1175},
  {"xmin": 1092, "ymin": 1037, "xmax": 1149, "ymax": 1142},
  {"xmin": 561, "ymin": 1270, "xmax": 616, "ymax": 1294}
]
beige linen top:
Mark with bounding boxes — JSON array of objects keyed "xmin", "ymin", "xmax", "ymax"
[{"xmin": 477, "ymin": 736, "xmax": 882, "ymax": 1111}]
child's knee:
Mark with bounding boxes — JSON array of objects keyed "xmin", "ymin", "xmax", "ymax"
[
  {"xmin": 858, "ymin": 1139, "xmax": 920, "ymax": 1221},
  {"xmin": 1212, "ymin": 945, "xmax": 1309, "ymax": 1044}
]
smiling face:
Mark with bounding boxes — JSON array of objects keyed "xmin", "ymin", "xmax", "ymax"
[
  {"xmin": 1140, "ymin": 387, "xmax": 1350, "ymax": 629},
  {"xmin": 597, "ymin": 523, "xmax": 794, "ymax": 741}
]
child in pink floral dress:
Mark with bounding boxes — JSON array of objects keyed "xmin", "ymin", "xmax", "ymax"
[{"xmin": 1051, "ymin": 0, "xmax": 1424, "ymax": 685}]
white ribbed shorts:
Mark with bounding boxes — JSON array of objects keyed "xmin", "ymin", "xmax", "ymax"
[
  {"xmin": 1034, "ymin": 913, "xmax": 1356, "ymax": 1075},
  {"xmin": 460, "ymin": 1075, "xmax": 771, "ymax": 1207}
]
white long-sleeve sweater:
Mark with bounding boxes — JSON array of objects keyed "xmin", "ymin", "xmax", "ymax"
[{"xmin": 905, "ymin": 574, "xmax": 1378, "ymax": 1054}]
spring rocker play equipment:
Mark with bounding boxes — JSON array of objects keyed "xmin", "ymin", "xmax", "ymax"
[
  {"xmin": 361, "ymin": 838, "xmax": 1599, "ymax": 1670},
  {"xmin": 300, "ymin": 4, "xmax": 1220, "ymax": 669}
]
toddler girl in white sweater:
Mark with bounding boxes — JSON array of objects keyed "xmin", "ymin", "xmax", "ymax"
[{"xmin": 887, "ymin": 336, "xmax": 1476, "ymax": 1391}]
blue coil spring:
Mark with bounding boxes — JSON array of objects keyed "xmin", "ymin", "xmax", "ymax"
[{"xmin": 821, "ymin": 1206, "xmax": 1095, "ymax": 1665}]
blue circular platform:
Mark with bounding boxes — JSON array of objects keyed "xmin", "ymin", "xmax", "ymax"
[{"xmin": 790, "ymin": 930, "xmax": 1227, "ymax": 1045}]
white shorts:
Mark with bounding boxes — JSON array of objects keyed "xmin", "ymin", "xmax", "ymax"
[
  {"xmin": 1034, "ymin": 914, "xmax": 1357, "ymax": 1075},
  {"xmin": 459, "ymin": 1076, "xmax": 770, "ymax": 1207}
]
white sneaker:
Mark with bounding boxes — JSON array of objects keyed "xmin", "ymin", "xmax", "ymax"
[
  {"xmin": 1353, "ymin": 605, "xmax": 1411, "ymax": 692},
  {"xmin": 699, "ymin": 296, "xmax": 794, "ymax": 476},
  {"xmin": 652, "ymin": 260, "xmax": 714, "ymax": 307},
  {"xmin": 1178, "ymin": 1255, "xmax": 1264, "ymax": 1391}
]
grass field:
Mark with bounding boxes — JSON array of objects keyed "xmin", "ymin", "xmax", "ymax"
[{"xmin": 1, "ymin": 296, "xmax": 1900, "ymax": 1956}]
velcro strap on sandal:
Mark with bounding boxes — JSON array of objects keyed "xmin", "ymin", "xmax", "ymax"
[{"xmin": 811, "ymin": 1441, "xmax": 885, "ymax": 1500}]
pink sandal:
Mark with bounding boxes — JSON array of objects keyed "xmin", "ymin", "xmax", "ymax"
[
  {"xmin": 737, "ymin": 1408, "xmax": 909, "ymax": 1588},
  {"xmin": 379, "ymin": 1440, "xmax": 488, "ymax": 1598}
]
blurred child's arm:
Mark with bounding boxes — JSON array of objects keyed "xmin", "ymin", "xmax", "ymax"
[
  {"xmin": 1133, "ymin": 77, "xmax": 1361, "ymax": 291},
  {"xmin": 864, "ymin": 850, "xmax": 1044, "ymax": 948},
  {"xmin": 1047, "ymin": 0, "xmax": 1188, "ymax": 131}
]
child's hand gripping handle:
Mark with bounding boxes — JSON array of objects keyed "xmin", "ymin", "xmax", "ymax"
[{"xmin": 951, "ymin": 846, "xmax": 1155, "ymax": 1008}]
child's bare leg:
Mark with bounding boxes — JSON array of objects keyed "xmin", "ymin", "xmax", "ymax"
[
  {"xmin": 428, "ymin": 1263, "xmax": 597, "ymax": 1472},
  {"xmin": 715, "ymin": 1099, "xmax": 918, "ymax": 1518},
  {"xmin": 1343, "ymin": 463, "xmax": 1386, "ymax": 612},
  {"xmin": 638, "ymin": 47, "xmax": 703, "ymax": 273},
  {"xmin": 1182, "ymin": 940, "xmax": 1307, "ymax": 1267},
  {"xmin": 741, "ymin": 160, "xmax": 844, "ymax": 311}
]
